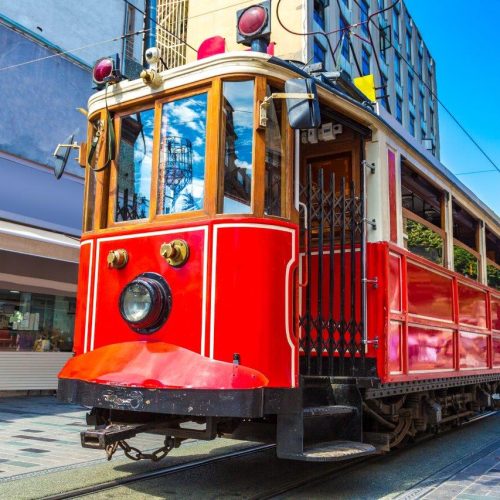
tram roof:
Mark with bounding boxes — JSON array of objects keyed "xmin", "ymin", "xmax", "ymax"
[{"xmin": 88, "ymin": 51, "xmax": 499, "ymax": 228}]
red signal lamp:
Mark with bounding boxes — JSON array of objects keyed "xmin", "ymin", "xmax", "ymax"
[
  {"xmin": 236, "ymin": 1, "xmax": 271, "ymax": 52},
  {"xmin": 92, "ymin": 54, "xmax": 123, "ymax": 89}
]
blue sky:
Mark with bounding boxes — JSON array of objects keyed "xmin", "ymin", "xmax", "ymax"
[{"xmin": 405, "ymin": 0, "xmax": 500, "ymax": 216}]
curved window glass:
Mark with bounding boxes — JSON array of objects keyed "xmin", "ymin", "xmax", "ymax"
[
  {"xmin": 158, "ymin": 93, "xmax": 208, "ymax": 214},
  {"xmin": 115, "ymin": 109, "xmax": 154, "ymax": 222},
  {"xmin": 221, "ymin": 80, "xmax": 254, "ymax": 214}
]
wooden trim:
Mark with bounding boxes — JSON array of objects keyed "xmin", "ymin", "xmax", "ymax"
[{"xmin": 253, "ymin": 76, "xmax": 267, "ymax": 217}]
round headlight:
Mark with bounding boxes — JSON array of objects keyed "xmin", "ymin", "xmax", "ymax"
[{"xmin": 119, "ymin": 273, "xmax": 171, "ymax": 334}]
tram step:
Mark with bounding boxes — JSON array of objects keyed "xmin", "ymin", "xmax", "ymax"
[
  {"xmin": 278, "ymin": 440, "xmax": 376, "ymax": 462},
  {"xmin": 303, "ymin": 405, "xmax": 357, "ymax": 418}
]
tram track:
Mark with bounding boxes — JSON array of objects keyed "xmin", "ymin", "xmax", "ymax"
[
  {"xmin": 42, "ymin": 443, "xmax": 276, "ymax": 500},
  {"xmin": 42, "ymin": 410, "xmax": 498, "ymax": 500},
  {"xmin": 250, "ymin": 410, "xmax": 499, "ymax": 500}
]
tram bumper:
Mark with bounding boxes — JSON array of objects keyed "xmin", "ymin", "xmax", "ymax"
[{"xmin": 58, "ymin": 341, "xmax": 269, "ymax": 418}]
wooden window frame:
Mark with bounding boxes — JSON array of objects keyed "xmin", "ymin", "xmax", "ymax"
[{"xmin": 402, "ymin": 207, "xmax": 447, "ymax": 267}]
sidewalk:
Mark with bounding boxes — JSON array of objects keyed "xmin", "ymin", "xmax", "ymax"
[{"xmin": 0, "ymin": 396, "xmax": 160, "ymax": 482}]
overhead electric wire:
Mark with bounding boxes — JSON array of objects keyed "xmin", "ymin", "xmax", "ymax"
[
  {"xmin": 0, "ymin": 28, "xmax": 149, "ymax": 73},
  {"xmin": 348, "ymin": 0, "xmax": 500, "ymax": 175},
  {"xmin": 122, "ymin": 0, "xmax": 198, "ymax": 53}
]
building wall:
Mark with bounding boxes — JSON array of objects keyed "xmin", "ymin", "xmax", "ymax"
[
  {"xmin": 161, "ymin": 0, "xmax": 439, "ymax": 158},
  {"xmin": 0, "ymin": 0, "xmax": 144, "ymax": 67}
]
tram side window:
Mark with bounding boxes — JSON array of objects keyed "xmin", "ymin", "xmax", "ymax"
[
  {"xmin": 220, "ymin": 80, "xmax": 254, "ymax": 214},
  {"xmin": 115, "ymin": 109, "xmax": 154, "ymax": 222},
  {"xmin": 485, "ymin": 228, "xmax": 499, "ymax": 290},
  {"xmin": 452, "ymin": 201, "xmax": 479, "ymax": 281},
  {"xmin": 158, "ymin": 93, "xmax": 208, "ymax": 215},
  {"xmin": 264, "ymin": 86, "xmax": 285, "ymax": 217},
  {"xmin": 401, "ymin": 162, "xmax": 445, "ymax": 266}
]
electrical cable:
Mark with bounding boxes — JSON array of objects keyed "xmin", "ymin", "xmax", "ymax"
[
  {"xmin": 349, "ymin": 0, "xmax": 500, "ymax": 175},
  {"xmin": 122, "ymin": 0, "xmax": 198, "ymax": 53},
  {"xmin": 0, "ymin": 28, "xmax": 149, "ymax": 73}
]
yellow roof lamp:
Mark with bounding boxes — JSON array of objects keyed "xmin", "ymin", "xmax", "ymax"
[{"xmin": 353, "ymin": 74, "xmax": 376, "ymax": 104}]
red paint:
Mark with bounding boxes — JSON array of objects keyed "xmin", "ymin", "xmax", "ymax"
[
  {"xmin": 73, "ymin": 218, "xmax": 298, "ymax": 389},
  {"xmin": 388, "ymin": 321, "xmax": 402, "ymax": 373},
  {"xmin": 388, "ymin": 150, "xmax": 398, "ymax": 243},
  {"xmin": 458, "ymin": 283, "xmax": 487, "ymax": 329},
  {"xmin": 197, "ymin": 36, "xmax": 226, "ymax": 60},
  {"xmin": 59, "ymin": 341, "xmax": 268, "ymax": 389},
  {"xmin": 74, "ymin": 242, "xmax": 92, "ymax": 354},
  {"xmin": 493, "ymin": 336, "xmax": 500, "ymax": 366}
]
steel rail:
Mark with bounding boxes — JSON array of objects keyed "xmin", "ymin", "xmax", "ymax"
[
  {"xmin": 42, "ymin": 443, "xmax": 275, "ymax": 500},
  {"xmin": 249, "ymin": 410, "xmax": 499, "ymax": 500}
]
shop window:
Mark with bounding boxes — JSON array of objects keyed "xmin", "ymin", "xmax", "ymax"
[
  {"xmin": 452, "ymin": 201, "xmax": 479, "ymax": 281},
  {"xmin": 401, "ymin": 162, "xmax": 445, "ymax": 266},
  {"xmin": 264, "ymin": 86, "xmax": 285, "ymax": 217},
  {"xmin": 157, "ymin": 93, "xmax": 208, "ymax": 215},
  {"xmin": 220, "ymin": 80, "xmax": 254, "ymax": 214},
  {"xmin": 115, "ymin": 108, "xmax": 154, "ymax": 222},
  {"xmin": 0, "ymin": 290, "xmax": 75, "ymax": 352},
  {"xmin": 486, "ymin": 227, "xmax": 500, "ymax": 290}
]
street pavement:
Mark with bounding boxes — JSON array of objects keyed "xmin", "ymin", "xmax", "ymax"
[{"xmin": 0, "ymin": 396, "xmax": 498, "ymax": 498}]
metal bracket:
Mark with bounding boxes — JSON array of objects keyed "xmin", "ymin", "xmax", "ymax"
[
  {"xmin": 364, "ymin": 218, "xmax": 377, "ymax": 230},
  {"xmin": 260, "ymin": 92, "xmax": 314, "ymax": 128},
  {"xmin": 362, "ymin": 277, "xmax": 378, "ymax": 289},
  {"xmin": 53, "ymin": 142, "xmax": 80, "ymax": 158},
  {"xmin": 363, "ymin": 336, "xmax": 379, "ymax": 348},
  {"xmin": 362, "ymin": 160, "xmax": 376, "ymax": 174}
]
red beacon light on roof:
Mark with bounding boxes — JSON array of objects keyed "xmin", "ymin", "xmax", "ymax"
[
  {"xmin": 236, "ymin": 1, "xmax": 271, "ymax": 53},
  {"xmin": 92, "ymin": 54, "xmax": 124, "ymax": 89}
]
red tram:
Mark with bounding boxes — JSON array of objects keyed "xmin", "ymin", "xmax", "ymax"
[{"xmin": 57, "ymin": 21, "xmax": 500, "ymax": 462}]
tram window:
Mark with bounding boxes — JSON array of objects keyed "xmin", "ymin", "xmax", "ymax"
[
  {"xmin": 486, "ymin": 227, "xmax": 500, "ymax": 290},
  {"xmin": 452, "ymin": 201, "xmax": 479, "ymax": 281},
  {"xmin": 115, "ymin": 109, "xmax": 154, "ymax": 222},
  {"xmin": 220, "ymin": 80, "xmax": 254, "ymax": 214},
  {"xmin": 157, "ymin": 93, "xmax": 208, "ymax": 215},
  {"xmin": 401, "ymin": 162, "xmax": 444, "ymax": 266},
  {"xmin": 264, "ymin": 86, "xmax": 285, "ymax": 217}
]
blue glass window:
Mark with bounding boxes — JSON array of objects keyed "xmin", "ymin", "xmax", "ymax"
[
  {"xmin": 392, "ymin": 10, "xmax": 400, "ymax": 43},
  {"xmin": 340, "ymin": 16, "xmax": 350, "ymax": 61},
  {"xmin": 419, "ymin": 91, "xmax": 425, "ymax": 119},
  {"xmin": 394, "ymin": 53, "xmax": 401, "ymax": 83},
  {"xmin": 158, "ymin": 93, "xmax": 208, "ymax": 214},
  {"xmin": 362, "ymin": 47, "xmax": 370, "ymax": 75},
  {"xmin": 116, "ymin": 108, "xmax": 154, "ymax": 222},
  {"xmin": 409, "ymin": 113, "xmax": 415, "ymax": 136},
  {"xmin": 313, "ymin": 0, "xmax": 326, "ymax": 30},
  {"xmin": 360, "ymin": 0, "xmax": 369, "ymax": 36},
  {"xmin": 407, "ymin": 71, "xmax": 414, "ymax": 102},
  {"xmin": 221, "ymin": 80, "xmax": 255, "ymax": 214},
  {"xmin": 313, "ymin": 39, "xmax": 326, "ymax": 65},
  {"xmin": 406, "ymin": 29, "xmax": 412, "ymax": 61},
  {"xmin": 396, "ymin": 96, "xmax": 403, "ymax": 123}
]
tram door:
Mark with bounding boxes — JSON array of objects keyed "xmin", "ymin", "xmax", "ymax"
[{"xmin": 298, "ymin": 133, "xmax": 366, "ymax": 378}]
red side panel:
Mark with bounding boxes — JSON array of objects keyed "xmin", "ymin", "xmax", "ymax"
[
  {"xmin": 460, "ymin": 331, "xmax": 488, "ymax": 369},
  {"xmin": 407, "ymin": 262, "xmax": 453, "ymax": 322},
  {"xmin": 90, "ymin": 225, "xmax": 208, "ymax": 355},
  {"xmin": 408, "ymin": 325, "xmax": 454, "ymax": 372},
  {"xmin": 458, "ymin": 283, "xmax": 487, "ymax": 329},
  {"xmin": 73, "ymin": 240, "xmax": 93, "ymax": 354},
  {"xmin": 492, "ymin": 295, "xmax": 500, "ymax": 331},
  {"xmin": 212, "ymin": 222, "xmax": 298, "ymax": 388}
]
